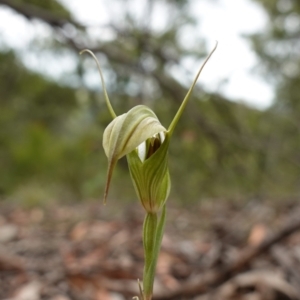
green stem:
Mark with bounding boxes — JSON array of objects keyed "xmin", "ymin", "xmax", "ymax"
[{"xmin": 142, "ymin": 205, "xmax": 167, "ymax": 300}]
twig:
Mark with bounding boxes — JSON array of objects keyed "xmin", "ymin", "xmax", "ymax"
[
  {"xmin": 153, "ymin": 215, "xmax": 300, "ymax": 299},
  {"xmin": 0, "ymin": 251, "xmax": 24, "ymax": 271}
]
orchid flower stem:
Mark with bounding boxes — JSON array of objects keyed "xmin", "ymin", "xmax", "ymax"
[
  {"xmin": 142, "ymin": 205, "xmax": 167, "ymax": 300},
  {"xmin": 80, "ymin": 41, "xmax": 217, "ymax": 300}
]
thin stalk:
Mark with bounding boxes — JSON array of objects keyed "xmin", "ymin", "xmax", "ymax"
[
  {"xmin": 142, "ymin": 205, "xmax": 167, "ymax": 300},
  {"xmin": 143, "ymin": 212, "xmax": 158, "ymax": 278}
]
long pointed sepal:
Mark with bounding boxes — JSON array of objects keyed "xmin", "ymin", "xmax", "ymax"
[{"xmin": 168, "ymin": 41, "xmax": 218, "ymax": 136}]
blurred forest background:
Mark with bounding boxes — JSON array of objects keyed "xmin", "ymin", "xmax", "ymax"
[{"xmin": 0, "ymin": 0, "xmax": 299, "ymax": 206}]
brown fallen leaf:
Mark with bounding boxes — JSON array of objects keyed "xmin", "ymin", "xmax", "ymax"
[
  {"xmin": 248, "ymin": 223, "xmax": 268, "ymax": 246},
  {"xmin": 10, "ymin": 281, "xmax": 42, "ymax": 300}
]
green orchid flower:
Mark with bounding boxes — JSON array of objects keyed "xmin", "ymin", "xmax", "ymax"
[
  {"xmin": 103, "ymin": 104, "xmax": 168, "ymax": 213},
  {"xmin": 80, "ymin": 43, "xmax": 217, "ymax": 300}
]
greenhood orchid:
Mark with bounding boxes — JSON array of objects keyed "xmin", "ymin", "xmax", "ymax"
[{"xmin": 80, "ymin": 43, "xmax": 217, "ymax": 300}]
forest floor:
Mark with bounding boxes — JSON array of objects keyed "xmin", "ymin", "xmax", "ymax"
[{"xmin": 1, "ymin": 198, "xmax": 300, "ymax": 300}]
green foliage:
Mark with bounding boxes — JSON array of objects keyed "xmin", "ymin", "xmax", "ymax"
[
  {"xmin": 250, "ymin": 0, "xmax": 300, "ymax": 111},
  {"xmin": 247, "ymin": 0, "xmax": 300, "ymax": 197},
  {"xmin": 13, "ymin": 0, "xmax": 71, "ymax": 18},
  {"xmin": 0, "ymin": 51, "xmax": 108, "ymax": 200}
]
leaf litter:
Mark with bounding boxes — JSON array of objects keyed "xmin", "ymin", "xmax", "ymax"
[{"xmin": 1, "ymin": 199, "xmax": 300, "ymax": 300}]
